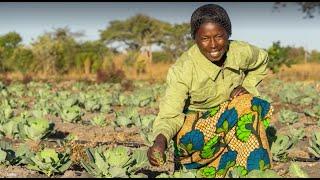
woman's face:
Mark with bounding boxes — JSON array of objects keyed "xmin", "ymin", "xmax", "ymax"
[{"xmin": 195, "ymin": 22, "xmax": 229, "ymax": 62}]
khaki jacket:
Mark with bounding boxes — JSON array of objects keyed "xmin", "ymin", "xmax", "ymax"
[{"xmin": 152, "ymin": 40, "xmax": 269, "ymax": 144}]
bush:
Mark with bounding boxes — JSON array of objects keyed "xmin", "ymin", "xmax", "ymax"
[
  {"xmin": 267, "ymin": 41, "xmax": 293, "ymax": 73},
  {"xmin": 96, "ymin": 68, "xmax": 126, "ymax": 84},
  {"xmin": 22, "ymin": 74, "xmax": 33, "ymax": 84},
  {"xmin": 152, "ymin": 51, "xmax": 174, "ymax": 63},
  {"xmin": 123, "ymin": 50, "xmax": 139, "ymax": 67}
]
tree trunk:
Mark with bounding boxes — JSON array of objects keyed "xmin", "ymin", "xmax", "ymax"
[{"xmin": 84, "ymin": 57, "xmax": 91, "ymax": 75}]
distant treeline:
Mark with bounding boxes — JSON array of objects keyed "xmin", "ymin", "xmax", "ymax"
[{"xmin": 0, "ymin": 14, "xmax": 319, "ymax": 77}]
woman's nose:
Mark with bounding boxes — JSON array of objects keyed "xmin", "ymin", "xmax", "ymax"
[{"xmin": 209, "ymin": 38, "xmax": 217, "ymax": 49}]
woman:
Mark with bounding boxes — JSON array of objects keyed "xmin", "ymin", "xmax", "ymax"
[{"xmin": 147, "ymin": 3, "xmax": 273, "ymax": 178}]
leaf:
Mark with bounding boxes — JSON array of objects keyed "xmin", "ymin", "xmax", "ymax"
[
  {"xmin": 57, "ymin": 158, "xmax": 72, "ymax": 172},
  {"xmin": 108, "ymin": 166, "xmax": 128, "ymax": 178},
  {"xmin": 228, "ymin": 165, "xmax": 248, "ymax": 178},
  {"xmin": 26, "ymin": 148, "xmax": 71, "ymax": 176},
  {"xmin": 154, "ymin": 151, "xmax": 165, "ymax": 166},
  {"xmin": 91, "ymin": 114, "xmax": 107, "ymax": 126},
  {"xmin": 127, "ymin": 148, "xmax": 149, "ymax": 173},
  {"xmin": 308, "ymin": 132, "xmax": 320, "ymax": 158},
  {"xmin": 40, "ymin": 148, "xmax": 59, "ymax": 163},
  {"xmin": 130, "ymin": 173, "xmax": 148, "ymax": 178},
  {"xmin": 115, "ymin": 116, "xmax": 132, "ymax": 127},
  {"xmin": 0, "ymin": 148, "xmax": 7, "ymax": 163},
  {"xmin": 105, "ymin": 146, "xmax": 131, "ymax": 167},
  {"xmin": 245, "ymin": 169, "xmax": 280, "ymax": 178},
  {"xmin": 289, "ymin": 126, "xmax": 305, "ymax": 145},
  {"xmin": 94, "ymin": 151, "xmax": 109, "ymax": 172},
  {"xmin": 278, "ymin": 109, "xmax": 299, "ymax": 124},
  {"xmin": 171, "ymin": 168, "xmax": 197, "ymax": 178},
  {"xmin": 80, "ymin": 159, "xmax": 101, "ymax": 177},
  {"xmin": 155, "ymin": 173, "xmax": 170, "ymax": 178},
  {"xmin": 22, "ymin": 118, "xmax": 54, "ymax": 141},
  {"xmin": 271, "ymin": 135, "xmax": 293, "ymax": 161},
  {"xmin": 289, "ymin": 162, "xmax": 309, "ymax": 178}
]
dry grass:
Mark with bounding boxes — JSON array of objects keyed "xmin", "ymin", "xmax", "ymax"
[
  {"xmin": 1, "ymin": 57, "xmax": 318, "ymax": 84},
  {"xmin": 271, "ymin": 63, "xmax": 320, "ymax": 82},
  {"xmin": 124, "ymin": 62, "xmax": 172, "ymax": 82}
]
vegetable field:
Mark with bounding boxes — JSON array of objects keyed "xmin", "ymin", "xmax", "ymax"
[{"xmin": 0, "ymin": 78, "xmax": 319, "ymax": 178}]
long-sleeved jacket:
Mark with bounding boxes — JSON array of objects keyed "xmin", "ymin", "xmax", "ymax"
[{"xmin": 152, "ymin": 40, "xmax": 269, "ymax": 145}]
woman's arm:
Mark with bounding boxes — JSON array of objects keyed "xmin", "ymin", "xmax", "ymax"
[
  {"xmin": 152, "ymin": 64, "xmax": 190, "ymax": 145},
  {"xmin": 148, "ymin": 62, "xmax": 190, "ymax": 166},
  {"xmin": 241, "ymin": 46, "xmax": 269, "ymax": 96}
]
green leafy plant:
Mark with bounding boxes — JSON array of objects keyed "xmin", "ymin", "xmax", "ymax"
[
  {"xmin": 13, "ymin": 143, "xmax": 34, "ymax": 165},
  {"xmin": 156, "ymin": 167, "xmax": 197, "ymax": 178},
  {"xmin": 26, "ymin": 148, "xmax": 72, "ymax": 176},
  {"xmin": 278, "ymin": 109, "xmax": 299, "ymax": 124},
  {"xmin": 0, "ymin": 141, "xmax": 16, "ymax": 165},
  {"xmin": 245, "ymin": 169, "xmax": 280, "ymax": 178},
  {"xmin": 289, "ymin": 126, "xmax": 305, "ymax": 145},
  {"xmin": 0, "ymin": 99, "xmax": 14, "ymax": 124},
  {"xmin": 0, "ymin": 116, "xmax": 22, "ymax": 139},
  {"xmin": 84, "ymin": 98, "xmax": 101, "ymax": 112},
  {"xmin": 308, "ymin": 132, "xmax": 320, "ymax": 158},
  {"xmin": 80, "ymin": 146, "xmax": 149, "ymax": 178},
  {"xmin": 154, "ymin": 151, "xmax": 166, "ymax": 166},
  {"xmin": 18, "ymin": 117, "xmax": 55, "ymax": 141},
  {"xmin": 139, "ymin": 114, "xmax": 156, "ymax": 129},
  {"xmin": 90, "ymin": 114, "xmax": 108, "ymax": 126},
  {"xmin": 271, "ymin": 135, "xmax": 294, "ymax": 162},
  {"xmin": 227, "ymin": 165, "xmax": 248, "ymax": 178},
  {"xmin": 266, "ymin": 41, "xmax": 292, "ymax": 73},
  {"xmin": 60, "ymin": 105, "xmax": 83, "ymax": 123},
  {"xmin": 288, "ymin": 162, "xmax": 309, "ymax": 178},
  {"xmin": 113, "ymin": 106, "xmax": 140, "ymax": 127},
  {"xmin": 304, "ymin": 105, "xmax": 320, "ymax": 119},
  {"xmin": 278, "ymin": 84, "xmax": 300, "ymax": 104}
]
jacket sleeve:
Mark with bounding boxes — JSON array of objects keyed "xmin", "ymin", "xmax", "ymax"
[
  {"xmin": 152, "ymin": 63, "xmax": 190, "ymax": 145},
  {"xmin": 242, "ymin": 46, "xmax": 269, "ymax": 96}
]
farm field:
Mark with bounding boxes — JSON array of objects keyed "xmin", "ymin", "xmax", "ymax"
[{"xmin": 0, "ymin": 70, "xmax": 319, "ymax": 178}]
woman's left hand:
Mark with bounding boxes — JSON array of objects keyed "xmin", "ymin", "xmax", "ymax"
[{"xmin": 230, "ymin": 85, "xmax": 249, "ymax": 100}]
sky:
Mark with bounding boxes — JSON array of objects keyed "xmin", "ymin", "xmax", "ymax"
[{"xmin": 0, "ymin": 2, "xmax": 320, "ymax": 51}]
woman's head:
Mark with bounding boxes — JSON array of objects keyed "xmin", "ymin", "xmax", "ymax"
[{"xmin": 191, "ymin": 4, "xmax": 231, "ymax": 62}]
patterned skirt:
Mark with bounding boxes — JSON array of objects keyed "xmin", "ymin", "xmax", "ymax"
[{"xmin": 173, "ymin": 94, "xmax": 273, "ymax": 178}]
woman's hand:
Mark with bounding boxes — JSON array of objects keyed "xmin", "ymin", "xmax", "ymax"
[
  {"xmin": 230, "ymin": 85, "xmax": 249, "ymax": 100},
  {"xmin": 147, "ymin": 134, "xmax": 167, "ymax": 166}
]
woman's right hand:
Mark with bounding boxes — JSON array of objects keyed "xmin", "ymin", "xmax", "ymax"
[{"xmin": 147, "ymin": 134, "xmax": 167, "ymax": 166}]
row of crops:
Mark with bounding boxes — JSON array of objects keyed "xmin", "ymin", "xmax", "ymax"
[{"xmin": 0, "ymin": 78, "xmax": 319, "ymax": 178}]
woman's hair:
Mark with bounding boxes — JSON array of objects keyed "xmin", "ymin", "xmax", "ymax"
[{"xmin": 190, "ymin": 4, "xmax": 232, "ymax": 39}]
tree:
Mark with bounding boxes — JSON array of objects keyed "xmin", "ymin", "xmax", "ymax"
[
  {"xmin": 0, "ymin": 32, "xmax": 23, "ymax": 72},
  {"xmin": 75, "ymin": 40, "xmax": 111, "ymax": 74},
  {"xmin": 31, "ymin": 27, "xmax": 80, "ymax": 75},
  {"xmin": 310, "ymin": 50, "xmax": 320, "ymax": 62},
  {"xmin": 161, "ymin": 22, "xmax": 193, "ymax": 60},
  {"xmin": 31, "ymin": 33, "xmax": 58, "ymax": 75},
  {"xmin": 273, "ymin": 2, "xmax": 320, "ymax": 18},
  {"xmin": 266, "ymin": 41, "xmax": 293, "ymax": 73},
  {"xmin": 99, "ymin": 13, "xmax": 171, "ymax": 63},
  {"xmin": 32, "ymin": 27, "xmax": 82, "ymax": 74},
  {"xmin": 0, "ymin": 31, "xmax": 22, "ymax": 48},
  {"xmin": 7, "ymin": 46, "xmax": 34, "ymax": 75},
  {"xmin": 49, "ymin": 27, "xmax": 80, "ymax": 74}
]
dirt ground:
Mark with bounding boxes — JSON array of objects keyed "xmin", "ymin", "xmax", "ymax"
[
  {"xmin": 1, "ymin": 107, "xmax": 319, "ymax": 178},
  {"xmin": 0, "ymin": 66, "xmax": 320, "ymax": 178}
]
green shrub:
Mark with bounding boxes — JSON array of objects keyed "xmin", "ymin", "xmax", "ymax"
[{"xmin": 152, "ymin": 51, "xmax": 174, "ymax": 63}]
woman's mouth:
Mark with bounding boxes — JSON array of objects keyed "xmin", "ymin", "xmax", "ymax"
[{"xmin": 210, "ymin": 51, "xmax": 221, "ymax": 57}]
